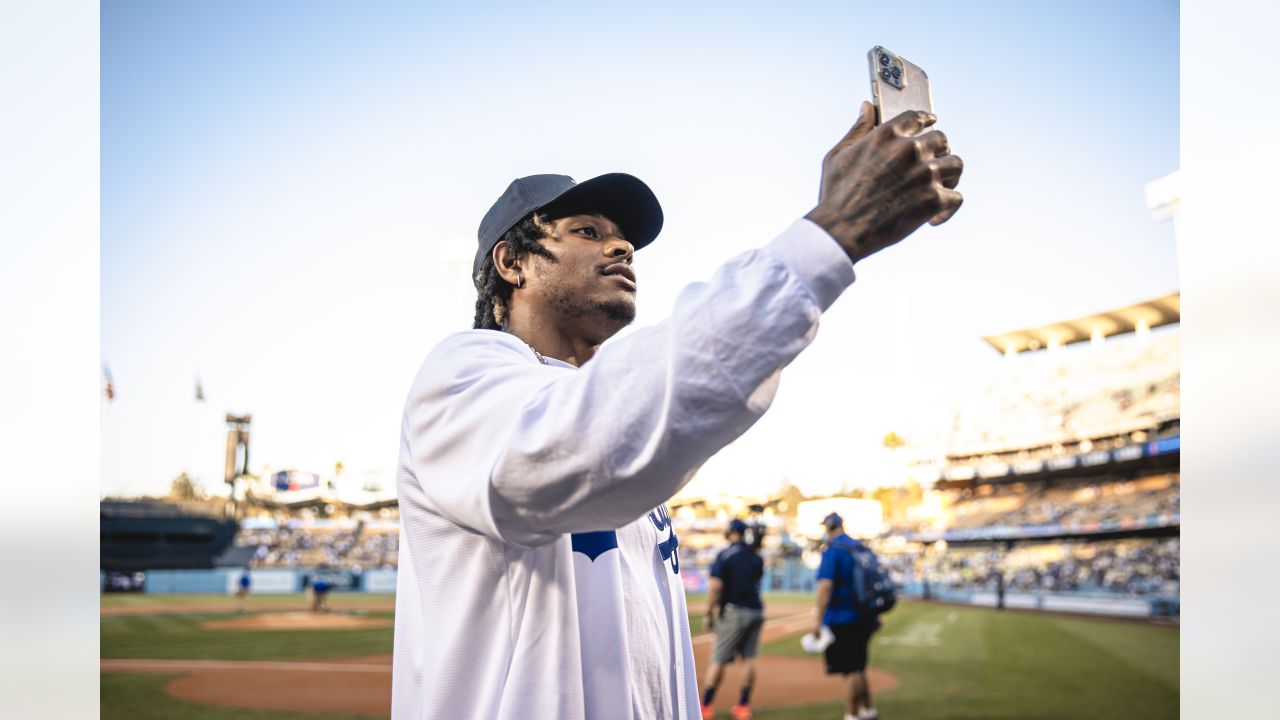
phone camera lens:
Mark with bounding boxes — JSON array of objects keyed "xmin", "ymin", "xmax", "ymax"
[
  {"xmin": 881, "ymin": 68, "xmax": 892, "ymax": 80},
  {"xmin": 891, "ymin": 66, "xmax": 902, "ymax": 79},
  {"xmin": 879, "ymin": 54, "xmax": 890, "ymax": 66}
]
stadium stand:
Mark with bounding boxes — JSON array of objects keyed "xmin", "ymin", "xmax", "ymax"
[
  {"xmin": 234, "ymin": 518, "xmax": 399, "ymax": 570},
  {"xmin": 891, "ymin": 537, "xmax": 1180, "ymax": 598},
  {"xmin": 942, "ymin": 325, "xmax": 1178, "ymax": 457},
  {"xmin": 868, "ymin": 303, "xmax": 1182, "ymax": 616},
  {"xmin": 100, "ymin": 500, "xmax": 239, "ymax": 573},
  {"xmin": 344, "ymin": 524, "xmax": 400, "ymax": 569},
  {"xmin": 922, "ymin": 472, "xmax": 1179, "ymax": 533}
]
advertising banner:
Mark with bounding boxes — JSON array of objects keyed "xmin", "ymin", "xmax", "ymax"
[{"xmin": 681, "ymin": 568, "xmax": 708, "ymax": 593}]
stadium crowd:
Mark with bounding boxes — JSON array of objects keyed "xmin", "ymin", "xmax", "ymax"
[
  {"xmin": 880, "ymin": 537, "xmax": 1180, "ymax": 598},
  {"xmin": 898, "ymin": 473, "xmax": 1180, "ymax": 535},
  {"xmin": 236, "ymin": 523, "xmax": 399, "ymax": 569}
]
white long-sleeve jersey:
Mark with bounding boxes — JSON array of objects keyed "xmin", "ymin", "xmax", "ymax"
[{"xmin": 391, "ymin": 218, "xmax": 855, "ymax": 720}]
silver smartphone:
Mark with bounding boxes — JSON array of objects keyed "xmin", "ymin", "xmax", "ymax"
[{"xmin": 868, "ymin": 45, "xmax": 933, "ymax": 125}]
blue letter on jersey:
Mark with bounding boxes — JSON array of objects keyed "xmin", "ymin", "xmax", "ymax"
[
  {"xmin": 571, "ymin": 530, "xmax": 619, "ymax": 561},
  {"xmin": 648, "ymin": 506, "xmax": 680, "ymax": 574},
  {"xmin": 657, "ymin": 531, "xmax": 679, "ymax": 574}
]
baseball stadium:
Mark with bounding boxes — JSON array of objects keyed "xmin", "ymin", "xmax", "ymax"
[
  {"xmin": 101, "ymin": 289, "xmax": 1180, "ymax": 719},
  {"xmin": 96, "ymin": 1, "xmax": 1184, "ymax": 716}
]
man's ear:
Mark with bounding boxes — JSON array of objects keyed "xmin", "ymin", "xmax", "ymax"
[{"xmin": 492, "ymin": 243, "xmax": 521, "ymax": 286}]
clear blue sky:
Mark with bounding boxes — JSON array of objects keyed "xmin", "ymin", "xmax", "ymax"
[{"xmin": 101, "ymin": 0, "xmax": 1179, "ymax": 499}]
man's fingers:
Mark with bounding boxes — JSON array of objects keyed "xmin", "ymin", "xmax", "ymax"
[
  {"xmin": 837, "ymin": 101, "xmax": 877, "ymax": 145},
  {"xmin": 928, "ymin": 188, "xmax": 964, "ymax": 225},
  {"xmin": 915, "ymin": 130, "xmax": 950, "ymax": 159},
  {"xmin": 931, "ymin": 154, "xmax": 964, "ymax": 189},
  {"xmin": 886, "ymin": 108, "xmax": 937, "ymax": 137}
]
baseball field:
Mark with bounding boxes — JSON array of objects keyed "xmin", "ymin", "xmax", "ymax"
[{"xmin": 101, "ymin": 593, "xmax": 1178, "ymax": 719}]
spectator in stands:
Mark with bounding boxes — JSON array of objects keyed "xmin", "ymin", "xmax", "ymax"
[
  {"xmin": 810, "ymin": 513, "xmax": 880, "ymax": 720},
  {"xmin": 701, "ymin": 519, "xmax": 765, "ymax": 720}
]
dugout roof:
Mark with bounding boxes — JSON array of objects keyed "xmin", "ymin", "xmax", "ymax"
[{"xmin": 983, "ymin": 292, "xmax": 1179, "ymax": 354}]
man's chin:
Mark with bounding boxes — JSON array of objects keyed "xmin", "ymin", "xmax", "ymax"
[{"xmin": 598, "ymin": 298, "xmax": 637, "ymax": 326}]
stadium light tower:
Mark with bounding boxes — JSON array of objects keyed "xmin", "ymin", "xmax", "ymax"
[
  {"xmin": 1145, "ymin": 170, "xmax": 1181, "ymax": 269},
  {"xmin": 224, "ymin": 413, "xmax": 252, "ymax": 518}
]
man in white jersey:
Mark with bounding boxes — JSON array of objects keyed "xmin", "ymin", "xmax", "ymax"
[{"xmin": 391, "ymin": 101, "xmax": 963, "ymax": 720}]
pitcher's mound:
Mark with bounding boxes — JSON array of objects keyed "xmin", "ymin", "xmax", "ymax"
[{"xmin": 201, "ymin": 612, "xmax": 391, "ymax": 631}]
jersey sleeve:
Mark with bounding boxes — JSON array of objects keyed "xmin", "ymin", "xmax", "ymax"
[{"xmin": 402, "ymin": 219, "xmax": 855, "ymax": 547}]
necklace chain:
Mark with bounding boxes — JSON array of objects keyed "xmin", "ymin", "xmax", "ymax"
[{"xmin": 525, "ymin": 341, "xmax": 549, "ymax": 366}]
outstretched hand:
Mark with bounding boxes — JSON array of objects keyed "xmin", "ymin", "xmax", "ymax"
[{"xmin": 805, "ymin": 101, "xmax": 964, "ymax": 265}]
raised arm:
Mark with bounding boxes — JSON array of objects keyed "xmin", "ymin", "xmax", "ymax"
[
  {"xmin": 404, "ymin": 102, "xmax": 963, "ymax": 547},
  {"xmin": 404, "ymin": 219, "xmax": 853, "ymax": 546}
]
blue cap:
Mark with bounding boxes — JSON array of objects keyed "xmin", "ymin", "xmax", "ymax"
[
  {"xmin": 473, "ymin": 173, "xmax": 663, "ymax": 289},
  {"xmin": 822, "ymin": 512, "xmax": 843, "ymax": 529},
  {"xmin": 727, "ymin": 519, "xmax": 749, "ymax": 535}
]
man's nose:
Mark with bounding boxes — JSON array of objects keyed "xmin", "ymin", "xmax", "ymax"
[{"xmin": 606, "ymin": 238, "xmax": 634, "ymax": 262}]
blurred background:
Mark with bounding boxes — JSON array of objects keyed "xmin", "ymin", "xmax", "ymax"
[{"xmin": 100, "ymin": 1, "xmax": 1180, "ymax": 718}]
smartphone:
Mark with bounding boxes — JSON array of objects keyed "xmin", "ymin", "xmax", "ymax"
[{"xmin": 868, "ymin": 45, "xmax": 933, "ymax": 125}]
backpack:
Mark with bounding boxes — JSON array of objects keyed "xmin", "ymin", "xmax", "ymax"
[{"xmin": 846, "ymin": 542, "xmax": 897, "ymax": 617}]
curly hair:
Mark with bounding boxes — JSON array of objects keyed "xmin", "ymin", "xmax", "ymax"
[{"xmin": 472, "ymin": 213, "xmax": 558, "ymax": 330}]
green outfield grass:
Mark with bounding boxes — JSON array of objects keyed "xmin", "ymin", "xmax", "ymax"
[
  {"xmin": 102, "ymin": 611, "xmax": 395, "ymax": 661},
  {"xmin": 757, "ymin": 600, "xmax": 1179, "ymax": 720},
  {"xmin": 101, "ymin": 674, "xmax": 384, "ymax": 720},
  {"xmin": 688, "ymin": 612, "xmax": 706, "ymax": 635}
]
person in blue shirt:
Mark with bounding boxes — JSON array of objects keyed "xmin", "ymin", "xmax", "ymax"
[
  {"xmin": 310, "ymin": 577, "xmax": 331, "ymax": 613},
  {"xmin": 701, "ymin": 519, "xmax": 765, "ymax": 720},
  {"xmin": 810, "ymin": 513, "xmax": 880, "ymax": 720},
  {"xmin": 235, "ymin": 567, "xmax": 251, "ymax": 613}
]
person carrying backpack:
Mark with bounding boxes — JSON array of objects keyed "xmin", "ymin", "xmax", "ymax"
[{"xmin": 809, "ymin": 512, "xmax": 895, "ymax": 720}]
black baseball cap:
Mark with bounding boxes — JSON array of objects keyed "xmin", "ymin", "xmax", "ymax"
[
  {"xmin": 472, "ymin": 173, "xmax": 663, "ymax": 289},
  {"xmin": 822, "ymin": 512, "xmax": 844, "ymax": 530},
  {"xmin": 727, "ymin": 519, "xmax": 749, "ymax": 535}
]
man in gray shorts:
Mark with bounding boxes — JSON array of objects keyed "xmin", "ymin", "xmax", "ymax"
[{"xmin": 701, "ymin": 519, "xmax": 765, "ymax": 720}]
